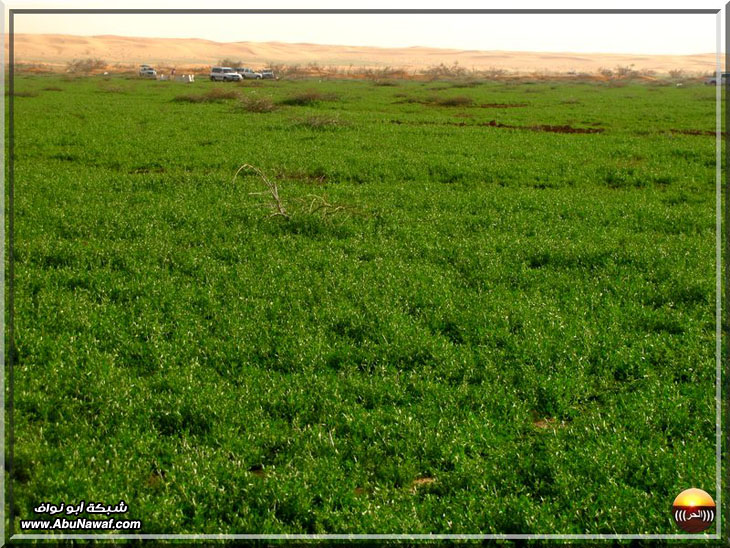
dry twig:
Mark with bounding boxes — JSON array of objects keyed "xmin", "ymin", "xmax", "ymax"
[{"xmin": 232, "ymin": 163, "xmax": 289, "ymax": 219}]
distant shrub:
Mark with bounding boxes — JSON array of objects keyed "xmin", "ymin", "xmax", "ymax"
[
  {"xmin": 236, "ymin": 95, "xmax": 277, "ymax": 113},
  {"xmin": 219, "ymin": 58, "xmax": 243, "ymax": 67},
  {"xmin": 373, "ymin": 79, "xmax": 398, "ymax": 86},
  {"xmin": 66, "ymin": 58, "xmax": 106, "ymax": 74},
  {"xmin": 423, "ymin": 61, "xmax": 467, "ymax": 79},
  {"xmin": 279, "ymin": 90, "xmax": 339, "ymax": 106},
  {"xmin": 173, "ymin": 88, "xmax": 239, "ymax": 103},
  {"xmin": 42, "ymin": 86, "xmax": 63, "ymax": 92},
  {"xmin": 615, "ymin": 64, "xmax": 639, "ymax": 79}
]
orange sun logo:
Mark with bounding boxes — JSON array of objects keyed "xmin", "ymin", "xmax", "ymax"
[{"xmin": 672, "ymin": 488, "xmax": 715, "ymax": 533}]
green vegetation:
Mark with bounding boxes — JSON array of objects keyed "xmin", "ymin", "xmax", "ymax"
[{"xmin": 10, "ymin": 74, "xmax": 718, "ymax": 534}]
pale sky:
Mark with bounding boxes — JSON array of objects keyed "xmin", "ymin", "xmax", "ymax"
[{"xmin": 3, "ymin": 0, "xmax": 726, "ymax": 55}]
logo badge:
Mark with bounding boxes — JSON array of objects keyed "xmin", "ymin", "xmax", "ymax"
[{"xmin": 672, "ymin": 488, "xmax": 715, "ymax": 533}]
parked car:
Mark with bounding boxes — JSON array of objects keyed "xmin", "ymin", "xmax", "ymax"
[
  {"xmin": 260, "ymin": 69, "xmax": 276, "ymax": 80},
  {"xmin": 210, "ymin": 67, "xmax": 243, "ymax": 82},
  {"xmin": 139, "ymin": 66, "xmax": 157, "ymax": 78},
  {"xmin": 235, "ymin": 67, "xmax": 263, "ymax": 79},
  {"xmin": 705, "ymin": 72, "xmax": 730, "ymax": 85}
]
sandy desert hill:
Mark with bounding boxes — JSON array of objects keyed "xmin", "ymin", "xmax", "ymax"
[{"xmin": 7, "ymin": 33, "xmax": 721, "ymax": 75}]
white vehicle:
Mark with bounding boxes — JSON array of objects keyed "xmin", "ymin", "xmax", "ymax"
[
  {"xmin": 139, "ymin": 66, "xmax": 157, "ymax": 78},
  {"xmin": 234, "ymin": 67, "xmax": 263, "ymax": 80},
  {"xmin": 260, "ymin": 69, "xmax": 276, "ymax": 80},
  {"xmin": 706, "ymin": 72, "xmax": 730, "ymax": 85},
  {"xmin": 210, "ymin": 67, "xmax": 243, "ymax": 82}
]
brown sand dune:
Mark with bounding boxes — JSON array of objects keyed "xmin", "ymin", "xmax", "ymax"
[{"xmin": 7, "ymin": 33, "xmax": 721, "ymax": 74}]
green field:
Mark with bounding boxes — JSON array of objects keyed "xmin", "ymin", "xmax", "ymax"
[{"xmin": 10, "ymin": 74, "xmax": 719, "ymax": 534}]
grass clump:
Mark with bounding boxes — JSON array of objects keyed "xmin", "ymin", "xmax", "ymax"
[
  {"xmin": 236, "ymin": 94, "xmax": 277, "ymax": 113},
  {"xmin": 432, "ymin": 95, "xmax": 474, "ymax": 107},
  {"xmin": 294, "ymin": 114, "xmax": 347, "ymax": 130},
  {"xmin": 173, "ymin": 88, "xmax": 240, "ymax": 103},
  {"xmin": 279, "ymin": 90, "xmax": 339, "ymax": 106},
  {"xmin": 373, "ymin": 79, "xmax": 399, "ymax": 87}
]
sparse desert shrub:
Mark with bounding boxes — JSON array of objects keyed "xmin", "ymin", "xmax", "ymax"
[
  {"xmin": 279, "ymin": 90, "xmax": 339, "ymax": 106},
  {"xmin": 173, "ymin": 88, "xmax": 239, "ymax": 103},
  {"xmin": 66, "ymin": 58, "xmax": 106, "ymax": 74},
  {"xmin": 219, "ymin": 58, "xmax": 243, "ymax": 68},
  {"xmin": 236, "ymin": 94, "xmax": 277, "ymax": 113},
  {"xmin": 479, "ymin": 67, "xmax": 508, "ymax": 79},
  {"xmin": 615, "ymin": 64, "xmax": 639, "ymax": 79},
  {"xmin": 422, "ymin": 61, "xmax": 467, "ymax": 80}
]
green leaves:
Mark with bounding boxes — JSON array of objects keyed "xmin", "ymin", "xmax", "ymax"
[{"xmin": 13, "ymin": 74, "xmax": 717, "ymax": 533}]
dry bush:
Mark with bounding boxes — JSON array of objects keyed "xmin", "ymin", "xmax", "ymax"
[
  {"xmin": 174, "ymin": 88, "xmax": 240, "ymax": 103},
  {"xmin": 66, "ymin": 58, "xmax": 107, "ymax": 74},
  {"xmin": 478, "ymin": 67, "xmax": 508, "ymax": 79},
  {"xmin": 219, "ymin": 58, "xmax": 243, "ymax": 67},
  {"xmin": 422, "ymin": 61, "xmax": 467, "ymax": 80},
  {"xmin": 233, "ymin": 164, "xmax": 355, "ymax": 221},
  {"xmin": 362, "ymin": 66, "xmax": 409, "ymax": 80},
  {"xmin": 373, "ymin": 79, "xmax": 398, "ymax": 86},
  {"xmin": 279, "ymin": 90, "xmax": 339, "ymax": 106},
  {"xmin": 236, "ymin": 95, "xmax": 277, "ymax": 113},
  {"xmin": 233, "ymin": 164, "xmax": 288, "ymax": 219}
]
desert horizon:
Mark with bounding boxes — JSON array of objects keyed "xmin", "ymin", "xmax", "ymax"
[{"xmin": 6, "ymin": 33, "xmax": 723, "ymax": 75}]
